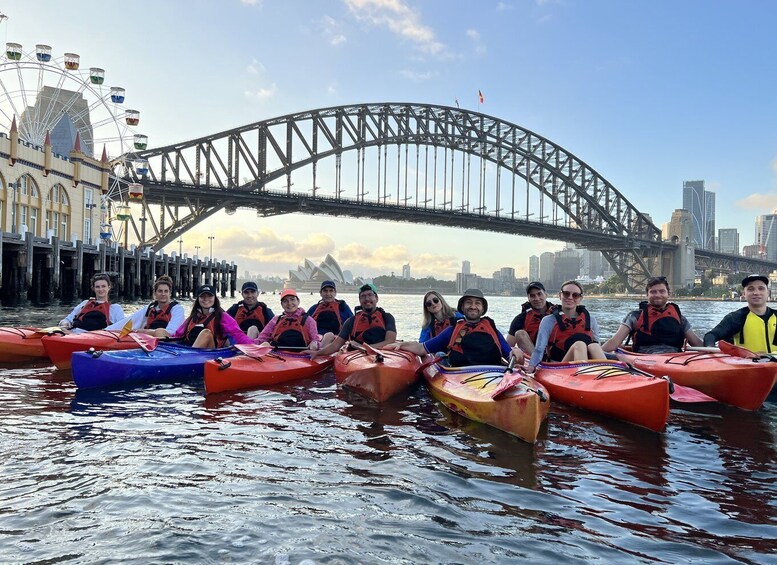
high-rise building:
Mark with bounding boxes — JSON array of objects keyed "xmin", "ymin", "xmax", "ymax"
[
  {"xmin": 461, "ymin": 260, "xmax": 471, "ymax": 275},
  {"xmin": 529, "ymin": 255, "xmax": 539, "ymax": 282},
  {"xmin": 717, "ymin": 228, "xmax": 739, "ymax": 255},
  {"xmin": 539, "ymin": 252, "xmax": 555, "ymax": 288},
  {"xmin": 682, "ymin": 180, "xmax": 715, "ymax": 249},
  {"xmin": 553, "ymin": 248, "xmax": 581, "ymax": 288},
  {"xmin": 755, "ymin": 211, "xmax": 777, "ymax": 261},
  {"xmin": 499, "ymin": 267, "xmax": 515, "ymax": 282},
  {"xmin": 401, "ymin": 263, "xmax": 411, "ymax": 279}
]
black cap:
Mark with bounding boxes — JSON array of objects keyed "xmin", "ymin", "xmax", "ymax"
[
  {"xmin": 742, "ymin": 274, "xmax": 769, "ymax": 288},
  {"xmin": 241, "ymin": 281, "xmax": 258, "ymax": 292},
  {"xmin": 196, "ymin": 284, "xmax": 215, "ymax": 297},
  {"xmin": 320, "ymin": 280, "xmax": 336, "ymax": 290},
  {"xmin": 526, "ymin": 281, "xmax": 545, "ymax": 293},
  {"xmin": 457, "ymin": 288, "xmax": 488, "ymax": 315}
]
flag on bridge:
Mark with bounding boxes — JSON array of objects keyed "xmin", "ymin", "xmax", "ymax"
[
  {"xmin": 455, "ymin": 97, "xmax": 460, "ymax": 108},
  {"xmin": 478, "ymin": 90, "xmax": 484, "ymax": 104}
]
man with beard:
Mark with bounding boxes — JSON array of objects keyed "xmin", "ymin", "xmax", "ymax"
[
  {"xmin": 226, "ymin": 281, "xmax": 274, "ymax": 338},
  {"xmin": 388, "ymin": 289, "xmax": 520, "ymax": 367},
  {"xmin": 506, "ymin": 281, "xmax": 556, "ymax": 354},
  {"xmin": 602, "ymin": 275, "xmax": 703, "ymax": 354}
]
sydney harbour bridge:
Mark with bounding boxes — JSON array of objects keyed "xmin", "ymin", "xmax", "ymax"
[{"xmin": 120, "ymin": 102, "xmax": 772, "ymax": 291}]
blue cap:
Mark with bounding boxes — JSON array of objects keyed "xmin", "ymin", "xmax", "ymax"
[{"xmin": 320, "ymin": 280, "xmax": 336, "ymax": 290}]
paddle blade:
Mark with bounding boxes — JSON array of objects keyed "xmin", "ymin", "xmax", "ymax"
[
  {"xmin": 235, "ymin": 343, "xmax": 273, "ymax": 359},
  {"xmin": 718, "ymin": 341, "xmax": 759, "ymax": 359},
  {"xmin": 491, "ymin": 371, "xmax": 524, "ymax": 399},
  {"xmin": 362, "ymin": 342, "xmax": 381, "ymax": 356},
  {"xmin": 118, "ymin": 319, "xmax": 134, "ymax": 338},
  {"xmin": 32, "ymin": 326, "xmax": 66, "ymax": 336},
  {"xmin": 670, "ymin": 383, "xmax": 718, "ymax": 403},
  {"xmin": 130, "ymin": 333, "xmax": 158, "ymax": 352}
]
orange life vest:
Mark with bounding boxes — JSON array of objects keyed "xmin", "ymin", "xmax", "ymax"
[
  {"xmin": 270, "ymin": 312, "xmax": 312, "ymax": 348},
  {"xmin": 520, "ymin": 301, "xmax": 557, "ymax": 342},
  {"xmin": 310, "ymin": 300, "xmax": 343, "ymax": 334},
  {"xmin": 72, "ymin": 299, "xmax": 112, "ymax": 331},
  {"xmin": 145, "ymin": 301, "xmax": 178, "ymax": 330},
  {"xmin": 546, "ymin": 306, "xmax": 594, "ymax": 362},
  {"xmin": 445, "ymin": 317, "xmax": 504, "ymax": 367},
  {"xmin": 631, "ymin": 301, "xmax": 685, "ymax": 352},
  {"xmin": 233, "ymin": 301, "xmax": 268, "ymax": 332},
  {"xmin": 181, "ymin": 310, "xmax": 220, "ymax": 346},
  {"xmin": 349, "ymin": 308, "xmax": 387, "ymax": 345}
]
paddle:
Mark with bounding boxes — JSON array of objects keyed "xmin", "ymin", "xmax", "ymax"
[
  {"xmin": 235, "ymin": 343, "xmax": 274, "ymax": 360},
  {"xmin": 118, "ymin": 319, "xmax": 134, "ymax": 338},
  {"xmin": 129, "ymin": 333, "xmax": 159, "ymax": 353},
  {"xmin": 624, "ymin": 363, "xmax": 717, "ymax": 403},
  {"xmin": 32, "ymin": 326, "xmax": 66, "ymax": 337},
  {"xmin": 490, "ymin": 356, "xmax": 523, "ymax": 399},
  {"xmin": 685, "ymin": 346, "xmax": 723, "ymax": 353}
]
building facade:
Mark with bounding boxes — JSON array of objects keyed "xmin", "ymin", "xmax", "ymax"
[
  {"xmin": 717, "ymin": 228, "xmax": 739, "ymax": 255},
  {"xmin": 528, "ymin": 255, "xmax": 539, "ymax": 282},
  {"xmin": 755, "ymin": 212, "xmax": 777, "ymax": 262},
  {"xmin": 682, "ymin": 180, "xmax": 715, "ymax": 249}
]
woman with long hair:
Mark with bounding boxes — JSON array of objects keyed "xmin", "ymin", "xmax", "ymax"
[
  {"xmin": 418, "ymin": 291, "xmax": 463, "ymax": 342},
  {"xmin": 165, "ymin": 284, "xmax": 252, "ymax": 348}
]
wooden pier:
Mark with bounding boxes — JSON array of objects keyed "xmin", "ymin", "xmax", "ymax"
[{"xmin": 0, "ymin": 231, "xmax": 237, "ymax": 306}]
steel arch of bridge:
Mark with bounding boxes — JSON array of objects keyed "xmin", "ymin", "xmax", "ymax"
[{"xmin": 125, "ymin": 102, "xmax": 670, "ymax": 289}]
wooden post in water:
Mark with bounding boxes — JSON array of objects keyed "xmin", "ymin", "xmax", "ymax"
[
  {"xmin": 75, "ymin": 240, "xmax": 84, "ymax": 299},
  {"xmin": 0, "ymin": 232, "xmax": 4, "ymax": 298},
  {"xmin": 51, "ymin": 236, "xmax": 60, "ymax": 303},
  {"xmin": 24, "ymin": 231, "xmax": 34, "ymax": 303},
  {"xmin": 118, "ymin": 246, "xmax": 125, "ymax": 298},
  {"xmin": 149, "ymin": 251, "xmax": 157, "ymax": 298},
  {"xmin": 134, "ymin": 245, "xmax": 142, "ymax": 299},
  {"xmin": 98, "ymin": 241, "xmax": 106, "ymax": 273},
  {"xmin": 174, "ymin": 254, "xmax": 182, "ymax": 298}
]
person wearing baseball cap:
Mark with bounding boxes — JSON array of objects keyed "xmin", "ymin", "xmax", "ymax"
[
  {"xmin": 704, "ymin": 274, "xmax": 776, "ymax": 352},
  {"xmin": 226, "ymin": 281, "xmax": 274, "ymax": 338},
  {"xmin": 506, "ymin": 281, "xmax": 557, "ymax": 354},
  {"xmin": 253, "ymin": 289, "xmax": 321, "ymax": 350},
  {"xmin": 388, "ymin": 289, "xmax": 521, "ymax": 367},
  {"xmin": 310, "ymin": 282, "xmax": 397, "ymax": 359},
  {"xmin": 306, "ymin": 280, "xmax": 353, "ymax": 338},
  {"xmin": 166, "ymin": 284, "xmax": 253, "ymax": 348}
]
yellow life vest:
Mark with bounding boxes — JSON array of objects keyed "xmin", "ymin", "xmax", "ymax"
[{"xmin": 734, "ymin": 310, "xmax": 777, "ymax": 353}]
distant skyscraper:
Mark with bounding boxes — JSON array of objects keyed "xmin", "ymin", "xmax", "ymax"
[
  {"xmin": 529, "ymin": 255, "xmax": 539, "ymax": 282},
  {"xmin": 717, "ymin": 228, "xmax": 739, "ymax": 255},
  {"xmin": 539, "ymin": 252, "xmax": 554, "ymax": 287},
  {"xmin": 462, "ymin": 260, "xmax": 471, "ymax": 275},
  {"xmin": 402, "ymin": 263, "xmax": 411, "ymax": 279},
  {"xmin": 553, "ymin": 248, "xmax": 581, "ymax": 288},
  {"xmin": 499, "ymin": 267, "xmax": 515, "ymax": 282},
  {"xmin": 682, "ymin": 180, "xmax": 715, "ymax": 249},
  {"xmin": 755, "ymin": 212, "xmax": 777, "ymax": 261}
]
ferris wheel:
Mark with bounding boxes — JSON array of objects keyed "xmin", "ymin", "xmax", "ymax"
[{"xmin": 0, "ymin": 40, "xmax": 150, "ymax": 244}]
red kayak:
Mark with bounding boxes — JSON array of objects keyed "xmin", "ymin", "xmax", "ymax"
[
  {"xmin": 334, "ymin": 345, "xmax": 421, "ymax": 402},
  {"xmin": 534, "ymin": 359, "xmax": 670, "ymax": 432},
  {"xmin": 0, "ymin": 327, "xmax": 56, "ymax": 362},
  {"xmin": 41, "ymin": 330, "xmax": 140, "ymax": 370},
  {"xmin": 617, "ymin": 343, "xmax": 777, "ymax": 411},
  {"xmin": 204, "ymin": 346, "xmax": 335, "ymax": 394}
]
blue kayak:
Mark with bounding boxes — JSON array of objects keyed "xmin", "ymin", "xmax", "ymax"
[{"xmin": 71, "ymin": 342, "xmax": 239, "ymax": 390}]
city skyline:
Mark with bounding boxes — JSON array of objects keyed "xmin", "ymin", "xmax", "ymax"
[{"xmin": 4, "ymin": 2, "xmax": 776, "ymax": 279}]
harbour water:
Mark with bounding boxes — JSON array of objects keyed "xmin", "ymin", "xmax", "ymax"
[{"xmin": 1, "ymin": 295, "xmax": 775, "ymax": 563}]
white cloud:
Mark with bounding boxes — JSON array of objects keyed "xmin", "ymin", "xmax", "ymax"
[
  {"xmin": 244, "ymin": 83, "xmax": 278, "ymax": 99},
  {"xmin": 399, "ymin": 69, "xmax": 439, "ymax": 81},
  {"xmin": 241, "ymin": 0, "xmax": 262, "ymax": 5},
  {"xmin": 496, "ymin": 2, "xmax": 513, "ymax": 11},
  {"xmin": 246, "ymin": 58, "xmax": 265, "ymax": 75},
  {"xmin": 466, "ymin": 29, "xmax": 479, "ymax": 40},
  {"xmin": 319, "ymin": 15, "xmax": 348, "ymax": 46},
  {"xmin": 466, "ymin": 28, "xmax": 486, "ymax": 56},
  {"xmin": 736, "ymin": 193, "xmax": 777, "ymax": 210},
  {"xmin": 343, "ymin": 0, "xmax": 446, "ymax": 55}
]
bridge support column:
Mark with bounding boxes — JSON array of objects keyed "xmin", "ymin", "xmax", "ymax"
[{"xmin": 669, "ymin": 242, "xmax": 695, "ymax": 290}]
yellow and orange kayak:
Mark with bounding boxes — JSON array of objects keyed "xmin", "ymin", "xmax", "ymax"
[
  {"xmin": 334, "ymin": 346, "xmax": 421, "ymax": 402},
  {"xmin": 41, "ymin": 330, "xmax": 139, "ymax": 370},
  {"xmin": 421, "ymin": 358, "xmax": 550, "ymax": 443},
  {"xmin": 534, "ymin": 359, "xmax": 670, "ymax": 432}
]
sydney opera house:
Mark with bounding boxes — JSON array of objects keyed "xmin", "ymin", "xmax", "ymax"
[{"xmin": 286, "ymin": 254, "xmax": 362, "ymax": 292}]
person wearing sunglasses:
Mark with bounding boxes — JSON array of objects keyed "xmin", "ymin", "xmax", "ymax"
[
  {"xmin": 526, "ymin": 280, "xmax": 605, "ymax": 373},
  {"xmin": 418, "ymin": 291, "xmax": 463, "ymax": 342},
  {"xmin": 506, "ymin": 281, "xmax": 557, "ymax": 354},
  {"xmin": 703, "ymin": 274, "xmax": 777, "ymax": 352},
  {"xmin": 58, "ymin": 273, "xmax": 126, "ymax": 334},
  {"xmin": 226, "ymin": 281, "xmax": 275, "ymax": 339},
  {"xmin": 601, "ymin": 275, "xmax": 703, "ymax": 354},
  {"xmin": 388, "ymin": 289, "xmax": 521, "ymax": 367},
  {"xmin": 310, "ymin": 284, "xmax": 397, "ymax": 359}
]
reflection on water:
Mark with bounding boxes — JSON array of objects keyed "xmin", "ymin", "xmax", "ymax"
[{"xmin": 1, "ymin": 297, "xmax": 776, "ymax": 563}]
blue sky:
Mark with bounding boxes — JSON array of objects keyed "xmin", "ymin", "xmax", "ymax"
[{"xmin": 3, "ymin": 0, "xmax": 776, "ymax": 279}]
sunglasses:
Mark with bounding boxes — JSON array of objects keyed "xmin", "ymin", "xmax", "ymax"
[
  {"xmin": 561, "ymin": 290, "xmax": 583, "ymax": 299},
  {"xmin": 425, "ymin": 297, "xmax": 440, "ymax": 308}
]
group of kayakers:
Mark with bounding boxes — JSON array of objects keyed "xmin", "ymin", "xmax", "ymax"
[{"xmin": 58, "ymin": 270, "xmax": 776, "ymax": 365}]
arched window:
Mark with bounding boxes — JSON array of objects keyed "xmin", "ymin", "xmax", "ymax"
[
  {"xmin": 0, "ymin": 178, "xmax": 6, "ymax": 232},
  {"xmin": 4, "ymin": 174, "xmax": 42, "ymax": 235},
  {"xmin": 45, "ymin": 183, "xmax": 71, "ymax": 239}
]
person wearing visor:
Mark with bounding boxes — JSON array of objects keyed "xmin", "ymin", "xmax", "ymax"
[
  {"xmin": 105, "ymin": 275, "xmax": 185, "ymax": 337},
  {"xmin": 254, "ymin": 289, "xmax": 321, "ymax": 350},
  {"xmin": 507, "ymin": 281, "xmax": 557, "ymax": 354},
  {"xmin": 309, "ymin": 283, "xmax": 396, "ymax": 359},
  {"xmin": 602, "ymin": 275, "xmax": 703, "ymax": 354},
  {"xmin": 704, "ymin": 274, "xmax": 777, "ymax": 352},
  {"xmin": 59, "ymin": 273, "xmax": 125, "ymax": 333},
  {"xmin": 526, "ymin": 280, "xmax": 606, "ymax": 373},
  {"xmin": 166, "ymin": 284, "xmax": 252, "ymax": 348},
  {"xmin": 227, "ymin": 281, "xmax": 274, "ymax": 339},
  {"xmin": 389, "ymin": 289, "xmax": 520, "ymax": 367}
]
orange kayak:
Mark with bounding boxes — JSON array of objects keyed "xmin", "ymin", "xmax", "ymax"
[
  {"xmin": 204, "ymin": 350, "xmax": 334, "ymax": 394},
  {"xmin": 617, "ymin": 347, "xmax": 777, "ymax": 411},
  {"xmin": 534, "ymin": 359, "xmax": 670, "ymax": 432},
  {"xmin": 0, "ymin": 327, "xmax": 51, "ymax": 362},
  {"xmin": 41, "ymin": 330, "xmax": 140, "ymax": 370},
  {"xmin": 421, "ymin": 358, "xmax": 550, "ymax": 443},
  {"xmin": 334, "ymin": 346, "xmax": 421, "ymax": 402}
]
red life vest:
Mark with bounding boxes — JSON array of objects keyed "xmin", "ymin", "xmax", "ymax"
[
  {"xmin": 546, "ymin": 306, "xmax": 594, "ymax": 362},
  {"xmin": 631, "ymin": 301, "xmax": 685, "ymax": 352},
  {"xmin": 72, "ymin": 299, "xmax": 112, "ymax": 331},
  {"xmin": 349, "ymin": 308, "xmax": 387, "ymax": 345},
  {"xmin": 145, "ymin": 301, "xmax": 178, "ymax": 330},
  {"xmin": 233, "ymin": 301, "xmax": 268, "ymax": 332},
  {"xmin": 270, "ymin": 312, "xmax": 312, "ymax": 348},
  {"xmin": 520, "ymin": 301, "xmax": 557, "ymax": 342},
  {"xmin": 430, "ymin": 316, "xmax": 457, "ymax": 338},
  {"xmin": 310, "ymin": 300, "xmax": 343, "ymax": 334},
  {"xmin": 445, "ymin": 317, "xmax": 504, "ymax": 367},
  {"xmin": 181, "ymin": 310, "xmax": 220, "ymax": 346}
]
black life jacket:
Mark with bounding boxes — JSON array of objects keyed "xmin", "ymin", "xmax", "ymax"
[
  {"xmin": 145, "ymin": 301, "xmax": 178, "ymax": 330},
  {"xmin": 520, "ymin": 300, "xmax": 557, "ymax": 342},
  {"xmin": 72, "ymin": 299, "xmax": 111, "ymax": 331},
  {"xmin": 270, "ymin": 312, "xmax": 312, "ymax": 348},
  {"xmin": 310, "ymin": 300, "xmax": 345, "ymax": 334},
  {"xmin": 349, "ymin": 308, "xmax": 387, "ymax": 345},
  {"xmin": 546, "ymin": 306, "xmax": 594, "ymax": 362},
  {"xmin": 631, "ymin": 301, "xmax": 685, "ymax": 352},
  {"xmin": 233, "ymin": 301, "xmax": 268, "ymax": 332},
  {"xmin": 445, "ymin": 317, "xmax": 504, "ymax": 367}
]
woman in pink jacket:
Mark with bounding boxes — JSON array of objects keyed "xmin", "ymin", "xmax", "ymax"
[{"xmin": 254, "ymin": 289, "xmax": 321, "ymax": 350}]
